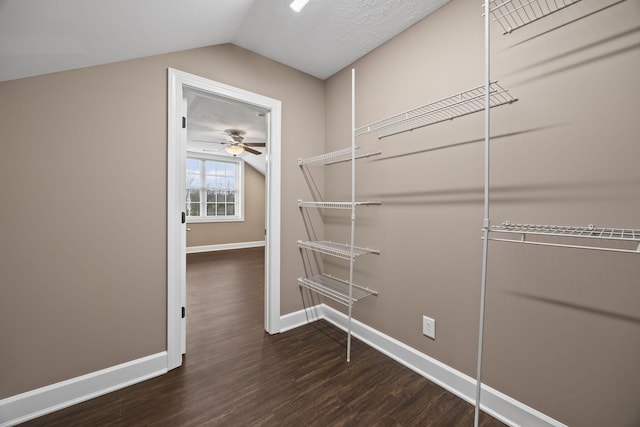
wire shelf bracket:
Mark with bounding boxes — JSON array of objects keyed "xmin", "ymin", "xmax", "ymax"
[
  {"xmin": 354, "ymin": 82, "xmax": 516, "ymax": 140},
  {"xmin": 489, "ymin": 221, "xmax": 640, "ymax": 253},
  {"xmin": 298, "ymin": 274, "xmax": 378, "ymax": 307},
  {"xmin": 488, "ymin": 0, "xmax": 583, "ymax": 34}
]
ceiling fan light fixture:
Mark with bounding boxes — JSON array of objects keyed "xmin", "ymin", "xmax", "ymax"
[
  {"xmin": 225, "ymin": 145, "xmax": 244, "ymax": 156},
  {"xmin": 290, "ymin": 0, "xmax": 310, "ymax": 13}
]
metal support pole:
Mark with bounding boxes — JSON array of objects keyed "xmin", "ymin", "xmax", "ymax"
[
  {"xmin": 475, "ymin": 1, "xmax": 491, "ymax": 426},
  {"xmin": 347, "ymin": 68, "xmax": 357, "ymax": 362}
]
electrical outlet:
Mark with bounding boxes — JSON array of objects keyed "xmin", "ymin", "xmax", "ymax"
[{"xmin": 422, "ymin": 315, "xmax": 436, "ymax": 339}]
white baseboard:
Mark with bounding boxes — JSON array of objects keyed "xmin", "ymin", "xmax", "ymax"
[
  {"xmin": 0, "ymin": 352, "xmax": 167, "ymax": 427},
  {"xmin": 3, "ymin": 305, "xmax": 565, "ymax": 427},
  {"xmin": 186, "ymin": 241, "xmax": 265, "ymax": 254},
  {"xmin": 279, "ymin": 304, "xmax": 323, "ymax": 332},
  {"xmin": 317, "ymin": 304, "xmax": 567, "ymax": 427}
]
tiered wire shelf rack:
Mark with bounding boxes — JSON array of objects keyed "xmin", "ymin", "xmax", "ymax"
[
  {"xmin": 488, "ymin": 0, "xmax": 583, "ymax": 34},
  {"xmin": 354, "ymin": 82, "xmax": 516, "ymax": 140},
  {"xmin": 297, "ymin": 70, "xmax": 381, "ymax": 362}
]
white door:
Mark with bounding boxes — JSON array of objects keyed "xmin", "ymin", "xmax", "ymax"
[{"xmin": 180, "ymin": 96, "xmax": 188, "ymax": 355}]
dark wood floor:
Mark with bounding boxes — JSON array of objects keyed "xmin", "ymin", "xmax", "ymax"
[{"xmin": 22, "ymin": 247, "xmax": 505, "ymax": 426}]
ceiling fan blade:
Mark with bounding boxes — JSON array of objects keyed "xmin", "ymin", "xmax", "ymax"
[
  {"xmin": 202, "ymin": 146, "xmax": 227, "ymax": 153},
  {"xmin": 241, "ymin": 145, "xmax": 262, "ymax": 155},
  {"xmin": 192, "ymin": 139, "xmax": 230, "ymax": 145},
  {"xmin": 242, "ymin": 142, "xmax": 266, "ymax": 147}
]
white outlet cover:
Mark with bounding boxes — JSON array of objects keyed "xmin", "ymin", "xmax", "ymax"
[{"xmin": 423, "ymin": 315, "xmax": 436, "ymax": 339}]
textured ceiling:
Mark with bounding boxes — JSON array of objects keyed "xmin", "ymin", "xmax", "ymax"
[
  {"xmin": 0, "ymin": 0, "xmax": 449, "ymax": 82},
  {"xmin": 233, "ymin": 0, "xmax": 449, "ymax": 79},
  {"xmin": 185, "ymin": 87, "xmax": 268, "ymax": 146},
  {"xmin": 184, "ymin": 87, "xmax": 268, "ymax": 174}
]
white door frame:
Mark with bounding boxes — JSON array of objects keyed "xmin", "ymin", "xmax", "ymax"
[{"xmin": 167, "ymin": 68, "xmax": 281, "ymax": 370}]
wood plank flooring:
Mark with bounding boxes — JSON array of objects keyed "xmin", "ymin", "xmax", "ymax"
[{"xmin": 21, "ymin": 247, "xmax": 506, "ymax": 427}]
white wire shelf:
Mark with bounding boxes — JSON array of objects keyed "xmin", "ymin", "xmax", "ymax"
[
  {"xmin": 488, "ymin": 0, "xmax": 583, "ymax": 34},
  {"xmin": 298, "ymin": 274, "xmax": 378, "ymax": 307},
  {"xmin": 489, "ymin": 221, "xmax": 640, "ymax": 253},
  {"xmin": 298, "ymin": 146, "xmax": 382, "ymax": 166},
  {"xmin": 354, "ymin": 82, "xmax": 516, "ymax": 139},
  {"xmin": 297, "ymin": 240, "xmax": 380, "ymax": 260},
  {"xmin": 297, "ymin": 200, "xmax": 381, "ymax": 209}
]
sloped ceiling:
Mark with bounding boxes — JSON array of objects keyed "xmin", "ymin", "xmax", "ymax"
[
  {"xmin": 233, "ymin": 0, "xmax": 450, "ymax": 80},
  {"xmin": 0, "ymin": 0, "xmax": 450, "ymax": 175},
  {"xmin": 185, "ymin": 87, "xmax": 268, "ymax": 175},
  {"xmin": 0, "ymin": 0, "xmax": 449, "ymax": 83}
]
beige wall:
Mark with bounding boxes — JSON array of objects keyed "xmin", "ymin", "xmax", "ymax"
[
  {"xmin": 323, "ymin": 1, "xmax": 640, "ymax": 426},
  {"xmin": 2, "ymin": 1, "xmax": 639, "ymax": 425},
  {"xmin": 186, "ymin": 163, "xmax": 265, "ymax": 247},
  {"xmin": 0, "ymin": 44, "xmax": 323, "ymax": 398}
]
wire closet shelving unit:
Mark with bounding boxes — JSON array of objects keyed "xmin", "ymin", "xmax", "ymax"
[
  {"xmin": 349, "ymin": 0, "xmax": 638, "ymax": 425},
  {"xmin": 297, "ymin": 70, "xmax": 381, "ymax": 362},
  {"xmin": 475, "ymin": 1, "xmax": 640, "ymax": 426}
]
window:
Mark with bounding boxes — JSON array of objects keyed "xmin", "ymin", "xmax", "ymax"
[{"xmin": 186, "ymin": 155, "xmax": 243, "ymax": 222}]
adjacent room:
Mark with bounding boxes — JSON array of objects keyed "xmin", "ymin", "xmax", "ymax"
[{"xmin": 1, "ymin": 1, "xmax": 638, "ymax": 426}]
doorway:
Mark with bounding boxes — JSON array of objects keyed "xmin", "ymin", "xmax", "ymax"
[{"xmin": 167, "ymin": 68, "xmax": 282, "ymax": 370}]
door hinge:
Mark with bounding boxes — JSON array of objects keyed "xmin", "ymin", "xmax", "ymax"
[
  {"xmin": 182, "ymin": 116, "xmax": 187, "ymax": 129},
  {"xmin": 182, "ymin": 307, "xmax": 186, "ymax": 318},
  {"xmin": 181, "ymin": 212, "xmax": 186, "ymax": 224}
]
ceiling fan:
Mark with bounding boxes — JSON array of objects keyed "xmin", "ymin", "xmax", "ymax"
[{"xmin": 194, "ymin": 129, "xmax": 266, "ymax": 156}]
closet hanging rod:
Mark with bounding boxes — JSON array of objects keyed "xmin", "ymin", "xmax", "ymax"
[
  {"xmin": 297, "ymin": 200, "xmax": 381, "ymax": 209},
  {"xmin": 488, "ymin": 222, "xmax": 640, "ymax": 253},
  {"xmin": 487, "ymin": 0, "xmax": 583, "ymax": 34},
  {"xmin": 354, "ymin": 82, "xmax": 516, "ymax": 140}
]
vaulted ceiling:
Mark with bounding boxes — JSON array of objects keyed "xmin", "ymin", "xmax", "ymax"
[
  {"xmin": 184, "ymin": 86, "xmax": 269, "ymax": 174},
  {"xmin": 0, "ymin": 0, "xmax": 450, "ymax": 173},
  {"xmin": 0, "ymin": 0, "xmax": 449, "ymax": 83}
]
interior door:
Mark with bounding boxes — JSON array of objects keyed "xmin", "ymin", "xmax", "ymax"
[{"xmin": 180, "ymin": 95, "xmax": 188, "ymax": 355}]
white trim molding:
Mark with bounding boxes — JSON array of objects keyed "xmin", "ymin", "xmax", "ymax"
[
  {"xmin": 279, "ymin": 304, "xmax": 324, "ymax": 332},
  {"xmin": 167, "ymin": 68, "xmax": 282, "ymax": 371},
  {"xmin": 294, "ymin": 304, "xmax": 567, "ymax": 427},
  {"xmin": 0, "ymin": 352, "xmax": 167, "ymax": 427},
  {"xmin": 186, "ymin": 241, "xmax": 266, "ymax": 253}
]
